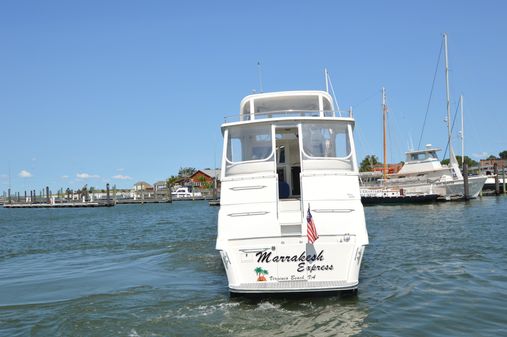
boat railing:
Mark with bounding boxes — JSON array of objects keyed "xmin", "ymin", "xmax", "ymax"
[
  {"xmin": 223, "ymin": 109, "xmax": 351, "ymax": 123},
  {"xmin": 361, "ymin": 175, "xmax": 439, "ymax": 187}
]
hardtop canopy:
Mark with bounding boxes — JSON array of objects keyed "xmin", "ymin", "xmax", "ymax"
[{"xmin": 240, "ymin": 90, "xmax": 334, "ymax": 118}]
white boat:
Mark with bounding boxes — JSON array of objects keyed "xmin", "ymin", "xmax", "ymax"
[
  {"xmin": 360, "ymin": 187, "xmax": 439, "ymax": 205},
  {"xmin": 382, "ymin": 145, "xmax": 486, "ymax": 199},
  {"xmin": 359, "ymin": 88, "xmax": 440, "ymax": 204},
  {"xmin": 361, "ymin": 34, "xmax": 487, "ymax": 200},
  {"xmin": 216, "ymin": 90, "xmax": 369, "ymax": 294}
]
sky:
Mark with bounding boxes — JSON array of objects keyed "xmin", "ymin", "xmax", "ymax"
[{"xmin": 1, "ymin": 0, "xmax": 506, "ymax": 193}]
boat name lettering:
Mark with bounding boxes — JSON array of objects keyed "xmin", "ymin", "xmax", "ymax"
[
  {"xmin": 255, "ymin": 250, "xmax": 324, "ymax": 263},
  {"xmin": 297, "ymin": 262, "xmax": 334, "ymax": 273}
]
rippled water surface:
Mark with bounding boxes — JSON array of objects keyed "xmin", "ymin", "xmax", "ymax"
[{"xmin": 1, "ymin": 197, "xmax": 506, "ymax": 336}]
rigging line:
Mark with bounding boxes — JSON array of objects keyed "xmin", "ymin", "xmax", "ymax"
[
  {"xmin": 417, "ymin": 39, "xmax": 444, "ymax": 150},
  {"xmin": 442, "ymin": 99, "xmax": 461, "ymax": 160},
  {"xmin": 352, "ymin": 90, "xmax": 378, "ymax": 108}
]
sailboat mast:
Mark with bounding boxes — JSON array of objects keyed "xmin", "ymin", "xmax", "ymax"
[
  {"xmin": 444, "ymin": 33, "xmax": 452, "ymax": 156},
  {"xmin": 382, "ymin": 87, "xmax": 388, "ymax": 180},
  {"xmin": 460, "ymin": 94, "xmax": 464, "ymax": 166}
]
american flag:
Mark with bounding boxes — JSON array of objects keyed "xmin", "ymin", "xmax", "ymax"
[{"xmin": 307, "ymin": 204, "xmax": 319, "ymax": 244}]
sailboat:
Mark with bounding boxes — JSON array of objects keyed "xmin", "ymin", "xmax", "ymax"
[
  {"xmin": 361, "ymin": 33, "xmax": 487, "ymax": 200},
  {"xmin": 359, "ymin": 88, "xmax": 439, "ymax": 205}
]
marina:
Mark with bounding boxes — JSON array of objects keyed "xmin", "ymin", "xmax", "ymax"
[
  {"xmin": 3, "ymin": 201, "xmax": 113, "ymax": 208},
  {"xmin": 1, "ymin": 1, "xmax": 506, "ymax": 336}
]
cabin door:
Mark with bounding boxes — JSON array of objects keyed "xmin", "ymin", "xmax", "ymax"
[{"xmin": 275, "ymin": 127, "xmax": 300, "ymax": 198}]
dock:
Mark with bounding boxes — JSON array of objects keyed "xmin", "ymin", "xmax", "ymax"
[
  {"xmin": 208, "ymin": 199, "xmax": 220, "ymax": 206},
  {"xmin": 3, "ymin": 201, "xmax": 114, "ymax": 208},
  {"xmin": 115, "ymin": 198, "xmax": 171, "ymax": 204}
]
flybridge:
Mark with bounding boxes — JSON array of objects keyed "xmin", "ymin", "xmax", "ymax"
[{"xmin": 223, "ymin": 91, "xmax": 353, "ymax": 123}]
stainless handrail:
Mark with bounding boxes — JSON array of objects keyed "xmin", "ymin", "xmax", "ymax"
[{"xmin": 223, "ymin": 109, "xmax": 350, "ymax": 123}]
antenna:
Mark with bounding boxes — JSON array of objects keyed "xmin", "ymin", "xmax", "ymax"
[
  {"xmin": 324, "ymin": 69, "xmax": 341, "ymax": 115},
  {"xmin": 257, "ymin": 61, "xmax": 263, "ymax": 93},
  {"xmin": 325, "ymin": 68, "xmax": 329, "ymax": 93}
]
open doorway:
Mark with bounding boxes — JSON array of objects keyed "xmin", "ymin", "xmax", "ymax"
[{"xmin": 275, "ymin": 127, "xmax": 301, "ymax": 199}]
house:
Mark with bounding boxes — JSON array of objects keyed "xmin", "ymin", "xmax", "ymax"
[
  {"xmin": 132, "ymin": 181, "xmax": 154, "ymax": 199},
  {"xmin": 480, "ymin": 159, "xmax": 507, "ymax": 175},
  {"xmin": 153, "ymin": 180, "xmax": 167, "ymax": 191},
  {"xmin": 153, "ymin": 180, "xmax": 169, "ymax": 197},
  {"xmin": 187, "ymin": 169, "xmax": 221, "ymax": 197},
  {"xmin": 133, "ymin": 181, "xmax": 153, "ymax": 191},
  {"xmin": 189, "ymin": 169, "xmax": 221, "ymax": 187}
]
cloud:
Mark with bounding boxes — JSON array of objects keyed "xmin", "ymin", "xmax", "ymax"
[
  {"xmin": 472, "ymin": 152, "xmax": 489, "ymax": 159},
  {"xmin": 19, "ymin": 170, "xmax": 32, "ymax": 178},
  {"xmin": 112, "ymin": 174, "xmax": 132, "ymax": 180},
  {"xmin": 116, "ymin": 168, "xmax": 125, "ymax": 172},
  {"xmin": 76, "ymin": 172, "xmax": 100, "ymax": 179},
  {"xmin": 62, "ymin": 175, "xmax": 69, "ymax": 179}
]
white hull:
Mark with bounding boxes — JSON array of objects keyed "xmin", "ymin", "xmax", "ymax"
[
  {"xmin": 441, "ymin": 176, "xmax": 487, "ymax": 198},
  {"xmin": 220, "ymin": 236, "xmax": 365, "ymax": 293},
  {"xmin": 368, "ymin": 176, "xmax": 487, "ymax": 200}
]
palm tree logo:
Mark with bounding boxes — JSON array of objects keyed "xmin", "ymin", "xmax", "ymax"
[{"xmin": 254, "ymin": 267, "xmax": 268, "ymax": 281}]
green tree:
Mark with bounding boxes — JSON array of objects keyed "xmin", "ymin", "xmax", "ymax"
[
  {"xmin": 487, "ymin": 155, "xmax": 498, "ymax": 160},
  {"xmin": 441, "ymin": 156, "xmax": 478, "ymax": 168},
  {"xmin": 178, "ymin": 167, "xmax": 196, "ymax": 178},
  {"xmin": 359, "ymin": 155, "xmax": 380, "ymax": 172},
  {"xmin": 499, "ymin": 151, "xmax": 507, "ymax": 159},
  {"xmin": 166, "ymin": 175, "xmax": 179, "ymax": 201}
]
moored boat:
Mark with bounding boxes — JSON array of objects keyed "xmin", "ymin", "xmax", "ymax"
[
  {"xmin": 361, "ymin": 34, "xmax": 487, "ymax": 200},
  {"xmin": 360, "ymin": 187, "xmax": 439, "ymax": 205}
]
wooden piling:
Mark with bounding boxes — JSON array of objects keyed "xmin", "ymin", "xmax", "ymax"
[
  {"xmin": 463, "ymin": 162, "xmax": 470, "ymax": 200},
  {"xmin": 494, "ymin": 163, "xmax": 500, "ymax": 195},
  {"xmin": 503, "ymin": 167, "xmax": 506, "ymax": 194},
  {"xmin": 106, "ymin": 183, "xmax": 111, "ymax": 205},
  {"xmin": 46, "ymin": 186, "xmax": 50, "ymax": 204},
  {"xmin": 8, "ymin": 188, "xmax": 11, "ymax": 204}
]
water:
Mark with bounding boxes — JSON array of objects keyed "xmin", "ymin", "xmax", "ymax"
[{"xmin": 1, "ymin": 198, "xmax": 506, "ymax": 336}]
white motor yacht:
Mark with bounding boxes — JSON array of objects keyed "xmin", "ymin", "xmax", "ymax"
[
  {"xmin": 379, "ymin": 145, "xmax": 486, "ymax": 199},
  {"xmin": 216, "ymin": 90, "xmax": 369, "ymax": 294}
]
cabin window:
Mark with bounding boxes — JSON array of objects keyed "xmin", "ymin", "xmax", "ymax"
[
  {"xmin": 409, "ymin": 153, "xmax": 425, "ymax": 161},
  {"xmin": 226, "ymin": 125, "xmax": 273, "ymax": 163},
  {"xmin": 301, "ymin": 123, "xmax": 350, "ymax": 158}
]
